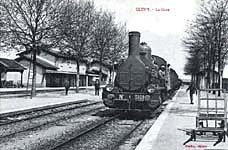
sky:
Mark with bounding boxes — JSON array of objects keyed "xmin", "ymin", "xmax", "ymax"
[
  {"xmin": 0, "ymin": 0, "xmax": 200, "ymax": 79},
  {"xmin": 93, "ymin": 0, "xmax": 200, "ymax": 79}
]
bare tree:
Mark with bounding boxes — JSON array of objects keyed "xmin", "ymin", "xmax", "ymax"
[
  {"xmin": 0, "ymin": 5, "xmax": 7, "ymax": 49},
  {"xmin": 58, "ymin": 0, "xmax": 96, "ymax": 93},
  {"xmin": 183, "ymin": 0, "xmax": 228, "ymax": 89},
  {"xmin": 106, "ymin": 23, "xmax": 128, "ymax": 81},
  {"xmin": 92, "ymin": 11, "xmax": 128, "ymax": 82},
  {"xmin": 183, "ymin": 21, "xmax": 205, "ymax": 85},
  {"xmin": 108, "ymin": 23, "xmax": 128, "ymax": 63},
  {"xmin": 0, "ymin": 0, "xmax": 64, "ymax": 97}
]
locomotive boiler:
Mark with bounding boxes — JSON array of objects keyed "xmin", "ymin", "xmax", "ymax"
[{"xmin": 102, "ymin": 31, "xmax": 180, "ymax": 110}]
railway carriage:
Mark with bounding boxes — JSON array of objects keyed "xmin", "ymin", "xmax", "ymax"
[{"xmin": 102, "ymin": 31, "xmax": 181, "ymax": 110}]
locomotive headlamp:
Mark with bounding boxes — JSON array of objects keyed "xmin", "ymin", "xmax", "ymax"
[
  {"xmin": 106, "ymin": 84, "xmax": 114, "ymax": 92},
  {"xmin": 147, "ymin": 84, "xmax": 156, "ymax": 93},
  {"xmin": 106, "ymin": 94, "xmax": 115, "ymax": 105},
  {"xmin": 145, "ymin": 95, "xmax": 151, "ymax": 101}
]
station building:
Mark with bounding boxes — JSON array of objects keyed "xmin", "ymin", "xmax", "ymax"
[{"xmin": 0, "ymin": 49, "xmax": 111, "ymax": 88}]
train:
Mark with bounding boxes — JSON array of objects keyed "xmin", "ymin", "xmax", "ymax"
[{"xmin": 102, "ymin": 31, "xmax": 181, "ymax": 110}]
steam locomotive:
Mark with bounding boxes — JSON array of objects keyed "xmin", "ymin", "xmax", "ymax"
[{"xmin": 102, "ymin": 31, "xmax": 181, "ymax": 110}]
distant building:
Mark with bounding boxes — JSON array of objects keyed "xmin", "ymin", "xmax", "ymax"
[
  {"xmin": 3, "ymin": 49, "xmax": 111, "ymax": 88},
  {"xmin": 196, "ymin": 69, "xmax": 219, "ymax": 89},
  {"xmin": 181, "ymin": 78, "xmax": 191, "ymax": 85}
]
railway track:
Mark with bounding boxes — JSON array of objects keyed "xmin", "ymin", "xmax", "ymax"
[
  {"xmin": 0, "ymin": 100, "xmax": 168, "ymax": 150},
  {"xmin": 50, "ymin": 113, "xmax": 123, "ymax": 150},
  {"xmin": 50, "ymin": 111, "xmax": 146, "ymax": 150},
  {"xmin": 0, "ymin": 100, "xmax": 105, "ymax": 139},
  {"xmin": 0, "ymin": 100, "xmax": 99, "ymax": 125},
  {"xmin": 49, "ymin": 103, "xmax": 167, "ymax": 150},
  {"xmin": 0, "ymin": 108, "xmax": 115, "ymax": 150},
  {"xmin": 112, "ymin": 120, "xmax": 145, "ymax": 150}
]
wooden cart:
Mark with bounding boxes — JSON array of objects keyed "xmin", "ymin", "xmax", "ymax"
[{"xmin": 183, "ymin": 89, "xmax": 227, "ymax": 146}]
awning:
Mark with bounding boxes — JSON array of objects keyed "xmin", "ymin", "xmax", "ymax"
[
  {"xmin": 0, "ymin": 58, "xmax": 26, "ymax": 72},
  {"xmin": 86, "ymin": 70, "xmax": 107, "ymax": 76},
  {"xmin": 45, "ymin": 70, "xmax": 77, "ymax": 75},
  {"xmin": 46, "ymin": 70, "xmax": 107, "ymax": 76}
]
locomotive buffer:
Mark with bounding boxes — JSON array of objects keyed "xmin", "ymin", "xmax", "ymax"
[{"xmin": 181, "ymin": 89, "xmax": 227, "ymax": 146}]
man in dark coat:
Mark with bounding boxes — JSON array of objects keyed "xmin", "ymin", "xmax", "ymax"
[
  {"xmin": 94, "ymin": 79, "xmax": 100, "ymax": 96},
  {"xmin": 186, "ymin": 82, "xmax": 197, "ymax": 104},
  {"xmin": 64, "ymin": 80, "xmax": 70, "ymax": 95}
]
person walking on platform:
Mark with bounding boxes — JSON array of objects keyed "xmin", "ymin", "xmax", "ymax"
[
  {"xmin": 186, "ymin": 82, "xmax": 197, "ymax": 104},
  {"xmin": 94, "ymin": 79, "xmax": 100, "ymax": 96},
  {"xmin": 64, "ymin": 80, "xmax": 70, "ymax": 95}
]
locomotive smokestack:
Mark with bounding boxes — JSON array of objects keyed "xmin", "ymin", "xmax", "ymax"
[{"xmin": 128, "ymin": 31, "xmax": 140, "ymax": 57}]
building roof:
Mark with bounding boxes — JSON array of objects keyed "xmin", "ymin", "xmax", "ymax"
[
  {"xmin": 16, "ymin": 56, "xmax": 58, "ymax": 70},
  {"xmin": 87, "ymin": 69, "xmax": 108, "ymax": 76},
  {"xmin": 45, "ymin": 70, "xmax": 77, "ymax": 74},
  {"xmin": 0, "ymin": 58, "xmax": 26, "ymax": 72},
  {"xmin": 17, "ymin": 49, "xmax": 112, "ymax": 68},
  {"xmin": 17, "ymin": 49, "xmax": 87, "ymax": 63}
]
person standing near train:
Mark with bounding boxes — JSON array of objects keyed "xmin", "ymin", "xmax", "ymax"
[
  {"xmin": 94, "ymin": 79, "xmax": 100, "ymax": 96},
  {"xmin": 186, "ymin": 82, "xmax": 197, "ymax": 104},
  {"xmin": 64, "ymin": 80, "xmax": 70, "ymax": 95}
]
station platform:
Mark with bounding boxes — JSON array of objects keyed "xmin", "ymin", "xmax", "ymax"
[
  {"xmin": 0, "ymin": 88, "xmax": 102, "ymax": 115},
  {"xmin": 136, "ymin": 87, "xmax": 228, "ymax": 150},
  {"xmin": 0, "ymin": 86, "xmax": 97, "ymax": 96}
]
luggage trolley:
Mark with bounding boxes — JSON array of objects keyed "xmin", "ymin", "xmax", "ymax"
[{"xmin": 183, "ymin": 89, "xmax": 227, "ymax": 146}]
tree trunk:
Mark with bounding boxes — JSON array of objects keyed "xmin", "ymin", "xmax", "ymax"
[
  {"xmin": 218, "ymin": 58, "xmax": 222, "ymax": 96},
  {"xmin": 207, "ymin": 37, "xmax": 212, "ymax": 89},
  {"xmin": 212, "ymin": 62, "xmax": 216, "ymax": 94},
  {"xmin": 0, "ymin": 72, "xmax": 2, "ymax": 88},
  {"xmin": 99, "ymin": 52, "xmax": 103, "ymax": 83},
  {"xmin": 99, "ymin": 58, "xmax": 102, "ymax": 83},
  {"xmin": 218, "ymin": 19, "xmax": 222, "ymax": 96},
  {"xmin": 218, "ymin": 54, "xmax": 221, "ymax": 88},
  {"xmin": 207, "ymin": 65, "xmax": 211, "ymax": 89},
  {"xmin": 220, "ymin": 70, "xmax": 223, "ymax": 89},
  {"xmin": 212, "ymin": 55, "xmax": 216, "ymax": 87},
  {"xmin": 31, "ymin": 48, "xmax": 37, "ymax": 98},
  {"xmin": 76, "ymin": 60, "xmax": 80, "ymax": 93}
]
